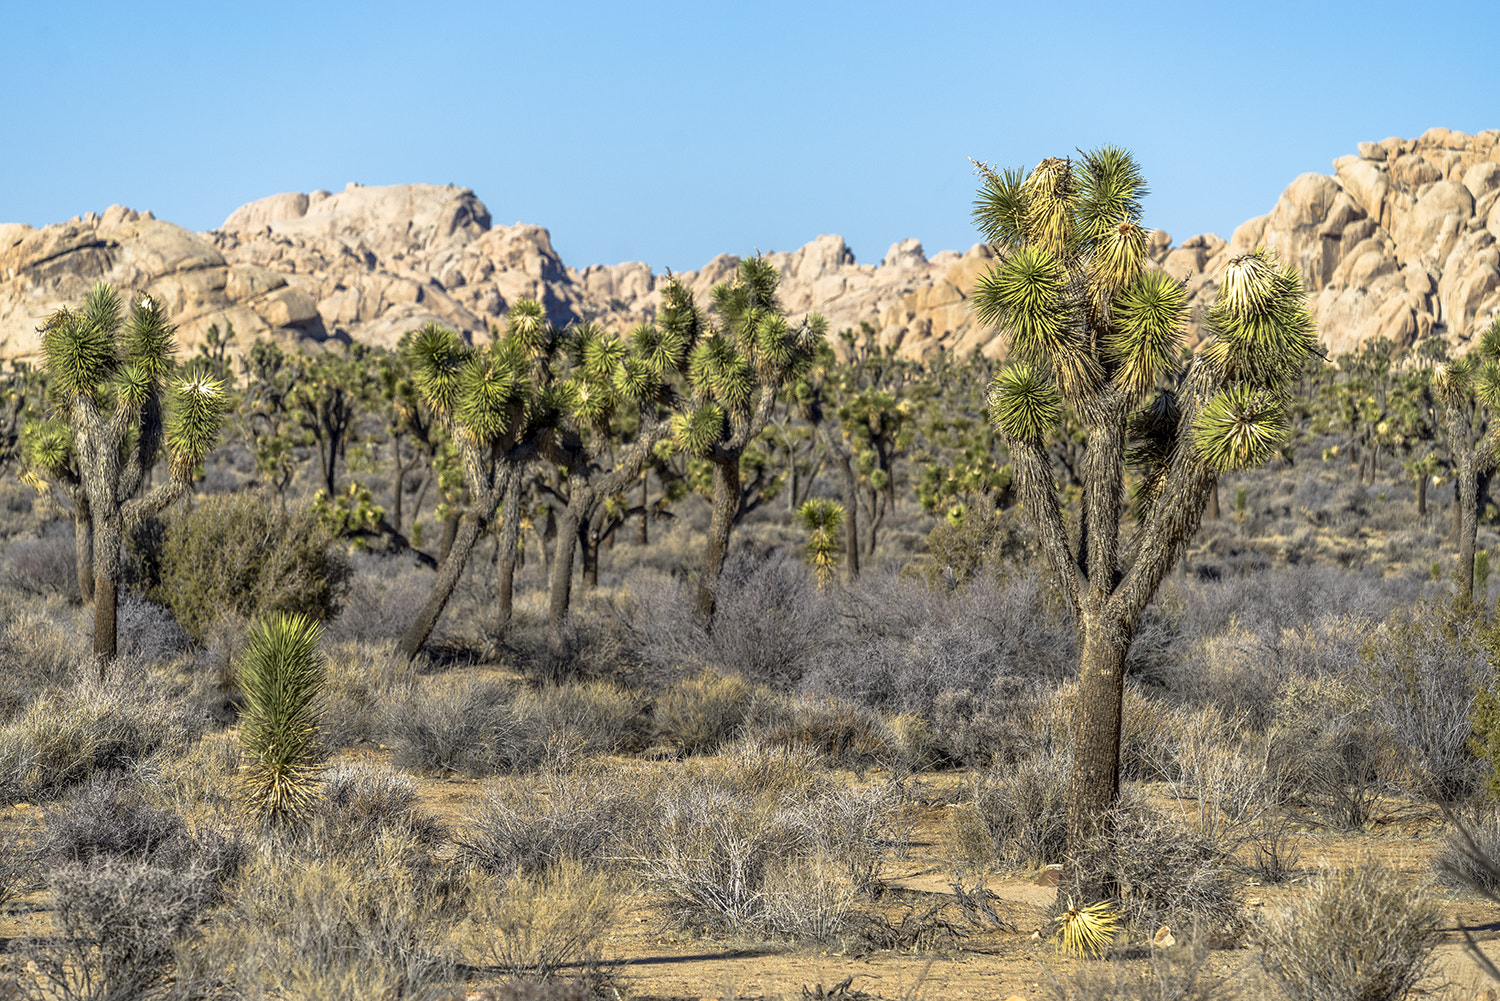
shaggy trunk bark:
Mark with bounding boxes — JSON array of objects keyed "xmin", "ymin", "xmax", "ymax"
[
  {"xmin": 637, "ymin": 475, "xmax": 649, "ymax": 545},
  {"xmin": 583, "ymin": 514, "xmax": 601, "ymax": 589},
  {"xmin": 695, "ymin": 456, "xmax": 740, "ymax": 625},
  {"xmin": 1417, "ymin": 471, "xmax": 1428, "ymax": 517},
  {"xmin": 73, "ymin": 498, "xmax": 94, "ymax": 603},
  {"xmin": 1062, "ymin": 614, "xmax": 1132, "ymax": 904},
  {"xmin": 547, "ymin": 501, "xmax": 582, "ymax": 656},
  {"xmin": 1457, "ymin": 457, "xmax": 1480, "ymax": 607},
  {"xmin": 840, "ymin": 454, "xmax": 859, "ymax": 581},
  {"xmin": 91, "ymin": 516, "xmax": 122, "ymax": 672},
  {"xmin": 493, "ymin": 466, "xmax": 523, "ymax": 643},
  {"xmin": 401, "ymin": 510, "xmax": 487, "ymax": 661},
  {"xmin": 439, "ymin": 510, "xmax": 460, "ymax": 564}
]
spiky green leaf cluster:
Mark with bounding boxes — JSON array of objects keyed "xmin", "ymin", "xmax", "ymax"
[
  {"xmin": 987, "ymin": 364, "xmax": 1062, "ymax": 444},
  {"xmin": 166, "ymin": 374, "xmax": 228, "ymax": 476},
  {"xmin": 689, "ymin": 335, "xmax": 753, "ymax": 410},
  {"xmin": 671, "ymin": 403, "xmax": 725, "ymax": 454},
  {"xmin": 797, "ymin": 498, "xmax": 845, "ymax": 588},
  {"xmin": 1201, "ymin": 249, "xmax": 1317, "ymax": 388},
  {"xmin": 1108, "ymin": 270, "xmax": 1188, "ymax": 395},
  {"xmin": 404, "ymin": 322, "xmax": 466, "ymax": 416},
  {"xmin": 42, "ymin": 283, "xmax": 123, "ymax": 408},
  {"xmin": 1193, "ymin": 385, "xmax": 1290, "ymax": 471},
  {"xmin": 1054, "ymin": 900, "xmax": 1120, "ymax": 958},
  {"xmin": 237, "ymin": 612, "xmax": 325, "ymax": 825}
]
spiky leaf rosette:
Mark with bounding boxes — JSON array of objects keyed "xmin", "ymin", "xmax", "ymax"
[
  {"xmin": 671, "ymin": 403, "xmax": 724, "ymax": 455},
  {"xmin": 454, "ymin": 349, "xmax": 519, "ymax": 442},
  {"xmin": 123, "ymin": 294, "xmax": 175, "ymax": 383},
  {"xmin": 1193, "ymin": 385, "xmax": 1289, "ymax": 471},
  {"xmin": 1477, "ymin": 317, "xmax": 1500, "ymax": 364},
  {"xmin": 570, "ymin": 322, "xmax": 625, "ymax": 380},
  {"xmin": 612, "ymin": 354, "xmax": 657, "ymax": 406},
  {"xmin": 797, "ymin": 498, "xmax": 844, "ymax": 588},
  {"xmin": 565, "ymin": 375, "xmax": 613, "ymax": 428},
  {"xmin": 165, "ymin": 374, "xmax": 228, "ymax": 478},
  {"xmin": 1055, "ymin": 900, "xmax": 1120, "ymax": 958},
  {"xmin": 21, "ymin": 418, "xmax": 74, "ymax": 480},
  {"xmin": 1201, "ymin": 249, "xmax": 1317, "ymax": 388},
  {"xmin": 42, "ymin": 285, "xmax": 122, "ymax": 407},
  {"xmin": 988, "ymin": 364, "xmax": 1062, "ymax": 444},
  {"xmin": 971, "ymin": 161, "xmax": 1028, "ymax": 250},
  {"xmin": 972, "ymin": 245, "xmax": 1102, "ymax": 399},
  {"xmin": 630, "ymin": 322, "xmax": 685, "ymax": 377},
  {"xmin": 1077, "ymin": 146, "xmax": 1147, "ymax": 241},
  {"xmin": 1107, "ymin": 269, "xmax": 1188, "ymax": 395},
  {"xmin": 505, "ymin": 299, "xmax": 552, "ymax": 360},
  {"xmin": 237, "ymin": 613, "xmax": 326, "ymax": 825},
  {"xmin": 1088, "ymin": 221, "xmax": 1149, "ymax": 314},
  {"xmin": 405, "ymin": 322, "xmax": 466, "ymax": 416},
  {"xmin": 689, "ymin": 335, "xmax": 752, "ymax": 410},
  {"xmin": 1475, "ymin": 359, "xmax": 1500, "ymax": 412},
  {"xmin": 1022, "ymin": 156, "xmax": 1076, "ymax": 256},
  {"xmin": 656, "ymin": 280, "xmax": 704, "ymax": 354}
]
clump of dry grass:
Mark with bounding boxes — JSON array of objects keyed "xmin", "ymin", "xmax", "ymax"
[
  {"xmin": 1257, "ymin": 858, "xmax": 1440, "ymax": 1001},
  {"xmin": 457, "ymin": 858, "xmax": 619, "ymax": 983}
]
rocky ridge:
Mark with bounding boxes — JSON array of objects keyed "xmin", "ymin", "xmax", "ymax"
[{"xmin": 1, "ymin": 128, "xmax": 1497, "ymax": 365}]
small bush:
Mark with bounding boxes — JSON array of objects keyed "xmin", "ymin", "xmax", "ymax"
[
  {"xmin": 458, "ymin": 859, "xmax": 618, "ymax": 983},
  {"xmin": 237, "ymin": 614, "xmax": 327, "ymax": 827},
  {"xmin": 304, "ymin": 764, "xmax": 447, "ymax": 861},
  {"xmin": 2, "ymin": 530, "xmax": 81, "ymax": 601},
  {"xmin": 1434, "ymin": 807, "xmax": 1500, "ymax": 892},
  {"xmin": 1045, "ymin": 939, "xmax": 1241, "ymax": 1001},
  {"xmin": 0, "ymin": 830, "xmax": 34, "ymax": 909},
  {"xmin": 0, "ymin": 603, "xmax": 87, "ymax": 723},
  {"xmin": 456, "ymin": 769, "xmax": 640, "ymax": 878},
  {"xmin": 653, "ymin": 669, "xmax": 756, "ymax": 754},
  {"xmin": 41, "ymin": 773, "xmax": 245, "ymax": 883},
  {"xmin": 156, "ymin": 491, "xmax": 352, "ymax": 642},
  {"xmin": 383, "ymin": 680, "xmax": 559, "ymax": 776},
  {"xmin": 1258, "ymin": 859, "xmax": 1440, "ymax": 1001},
  {"xmin": 227, "ymin": 836, "xmax": 465, "ymax": 1001},
  {"xmin": 970, "ymin": 753, "xmax": 1070, "ymax": 871},
  {"xmin": 20, "ymin": 859, "xmax": 220, "ymax": 1001},
  {"xmin": 115, "ymin": 593, "xmax": 190, "ymax": 663},
  {"xmin": 0, "ymin": 669, "xmax": 203, "ymax": 802},
  {"xmin": 324, "ymin": 551, "xmax": 432, "ymax": 644}
]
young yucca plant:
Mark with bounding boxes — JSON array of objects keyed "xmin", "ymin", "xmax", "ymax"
[
  {"xmin": 798, "ymin": 498, "xmax": 845, "ymax": 588},
  {"xmin": 1054, "ymin": 899, "xmax": 1121, "ymax": 958},
  {"xmin": 238, "ymin": 613, "xmax": 327, "ymax": 826}
]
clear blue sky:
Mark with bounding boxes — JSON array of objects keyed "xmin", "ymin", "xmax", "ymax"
[{"xmin": 2, "ymin": 0, "xmax": 1495, "ymax": 273}]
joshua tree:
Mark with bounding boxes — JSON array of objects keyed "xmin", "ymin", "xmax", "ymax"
[
  {"xmin": 671, "ymin": 257, "xmax": 824, "ymax": 623},
  {"xmin": 1434, "ymin": 317, "xmax": 1500, "ymax": 607},
  {"xmin": 398, "ymin": 303, "xmax": 559, "ymax": 660},
  {"xmin": 972, "ymin": 148, "xmax": 1316, "ymax": 896},
  {"xmin": 23, "ymin": 283, "xmax": 226, "ymax": 668}
]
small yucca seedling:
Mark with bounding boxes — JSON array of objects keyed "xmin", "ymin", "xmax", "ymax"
[
  {"xmin": 238, "ymin": 613, "xmax": 326, "ymax": 826},
  {"xmin": 798, "ymin": 498, "xmax": 845, "ymax": 588},
  {"xmin": 1054, "ymin": 899, "xmax": 1120, "ymax": 958}
]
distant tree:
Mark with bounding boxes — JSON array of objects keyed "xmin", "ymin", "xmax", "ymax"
[
  {"xmin": 670, "ymin": 257, "xmax": 824, "ymax": 623},
  {"xmin": 972, "ymin": 148, "xmax": 1316, "ymax": 898},
  {"xmin": 1434, "ymin": 318, "xmax": 1500, "ymax": 607},
  {"xmin": 23, "ymin": 283, "xmax": 226, "ymax": 667}
]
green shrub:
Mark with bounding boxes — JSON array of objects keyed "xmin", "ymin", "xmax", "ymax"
[
  {"xmin": 237, "ymin": 614, "xmax": 326, "ymax": 827},
  {"xmin": 156, "ymin": 492, "xmax": 351, "ymax": 643}
]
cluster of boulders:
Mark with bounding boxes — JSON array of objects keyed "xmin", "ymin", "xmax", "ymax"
[{"xmin": 1, "ymin": 128, "xmax": 1496, "ymax": 365}]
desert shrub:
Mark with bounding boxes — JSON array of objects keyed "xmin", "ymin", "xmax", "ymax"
[
  {"xmin": 20, "ymin": 859, "xmax": 221, "ymax": 1001},
  {"xmin": 1273, "ymin": 720, "xmax": 1389, "ymax": 830},
  {"xmin": 156, "ymin": 491, "xmax": 352, "ymax": 642},
  {"xmin": 323, "ymin": 551, "xmax": 432, "ymax": 644},
  {"xmin": 1257, "ymin": 859, "xmax": 1440, "ymax": 1001},
  {"xmin": 629, "ymin": 748, "xmax": 902, "ymax": 933},
  {"xmin": 919, "ymin": 504, "xmax": 1034, "ymax": 587},
  {"xmin": 930, "ymin": 675, "xmax": 1066, "ymax": 767},
  {"xmin": 513, "ymin": 680, "xmax": 649, "ymax": 760},
  {"xmin": 761, "ymin": 697, "xmax": 933, "ymax": 776},
  {"xmin": 40, "ymin": 773, "xmax": 245, "ymax": 882},
  {"xmin": 1433, "ymin": 807, "xmax": 1500, "ymax": 892},
  {"xmin": 2, "ymin": 530, "xmax": 80, "ymax": 601},
  {"xmin": 800, "ymin": 571, "xmax": 1073, "ymax": 720},
  {"xmin": 969, "ymin": 753, "xmax": 1070, "ymax": 871},
  {"xmin": 652, "ymin": 669, "xmax": 757, "ymax": 754},
  {"xmin": 1355, "ymin": 600, "xmax": 1488, "ymax": 798},
  {"xmin": 1071, "ymin": 802, "xmax": 1241, "ymax": 930},
  {"xmin": 455, "ymin": 769, "xmax": 641, "ymax": 878},
  {"xmin": 458, "ymin": 859, "xmax": 618, "ymax": 983},
  {"xmin": 115, "ymin": 593, "xmax": 190, "ymax": 663},
  {"xmin": 318, "ymin": 639, "xmax": 412, "ymax": 748},
  {"xmin": 303, "ymin": 764, "xmax": 447, "ymax": 862},
  {"xmin": 619, "ymin": 552, "xmax": 837, "ymax": 689},
  {"xmin": 226, "ymin": 834, "xmax": 464, "ymax": 1001},
  {"xmin": 0, "ymin": 669, "xmax": 203, "ymax": 802},
  {"xmin": 382, "ymin": 680, "xmax": 556, "ymax": 776},
  {"xmin": 0, "ymin": 830, "xmax": 35, "ymax": 909},
  {"xmin": 760, "ymin": 851, "xmax": 861, "ymax": 944},
  {"xmin": 0, "ymin": 602, "xmax": 87, "ymax": 722},
  {"xmin": 138, "ymin": 731, "xmax": 241, "ymax": 825},
  {"xmin": 1045, "ymin": 939, "xmax": 1241, "ymax": 1001}
]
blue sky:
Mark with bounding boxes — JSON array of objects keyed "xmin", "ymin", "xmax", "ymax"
[{"xmin": 2, "ymin": 0, "xmax": 1495, "ymax": 273}]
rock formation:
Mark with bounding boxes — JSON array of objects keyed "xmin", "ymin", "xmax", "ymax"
[{"xmin": 1, "ymin": 128, "xmax": 1497, "ymax": 366}]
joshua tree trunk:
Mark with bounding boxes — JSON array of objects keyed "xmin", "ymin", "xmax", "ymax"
[
  {"xmin": 637, "ymin": 474, "xmax": 649, "ymax": 545},
  {"xmin": 1417, "ymin": 470, "xmax": 1428, "ymax": 516},
  {"xmin": 1066, "ymin": 614, "xmax": 1131, "ymax": 891},
  {"xmin": 547, "ymin": 501, "xmax": 581, "ymax": 654},
  {"xmin": 493, "ymin": 465, "xmax": 524, "ymax": 642},
  {"xmin": 1457, "ymin": 456, "xmax": 1480, "ymax": 606},
  {"xmin": 73, "ymin": 496, "xmax": 94, "ymax": 603},
  {"xmin": 696, "ymin": 454, "xmax": 740, "ymax": 623},
  {"xmin": 402, "ymin": 510, "xmax": 487, "ymax": 660},
  {"xmin": 583, "ymin": 515, "xmax": 601, "ymax": 589}
]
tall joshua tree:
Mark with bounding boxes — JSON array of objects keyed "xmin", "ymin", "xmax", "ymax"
[
  {"xmin": 398, "ymin": 302, "xmax": 558, "ymax": 660},
  {"xmin": 1434, "ymin": 317, "xmax": 1500, "ymax": 607},
  {"xmin": 672, "ymin": 257, "xmax": 824, "ymax": 623},
  {"xmin": 972, "ymin": 149, "xmax": 1316, "ymax": 895},
  {"xmin": 23, "ymin": 283, "xmax": 226, "ymax": 668}
]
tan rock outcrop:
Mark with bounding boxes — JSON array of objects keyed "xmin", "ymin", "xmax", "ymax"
[{"xmin": 3, "ymin": 130, "xmax": 1497, "ymax": 367}]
